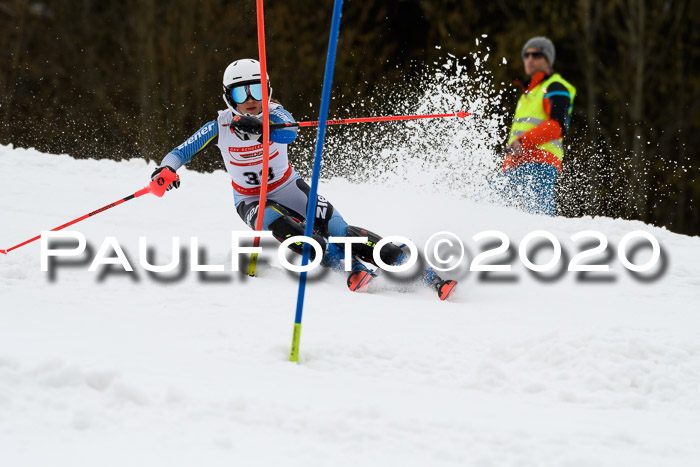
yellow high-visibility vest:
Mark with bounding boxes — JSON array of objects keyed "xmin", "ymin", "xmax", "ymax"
[{"xmin": 507, "ymin": 73, "xmax": 576, "ymax": 161}]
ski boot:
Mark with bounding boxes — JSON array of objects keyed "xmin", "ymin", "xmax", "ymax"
[
  {"xmin": 390, "ymin": 248, "xmax": 457, "ymax": 301},
  {"xmin": 423, "ymin": 267, "xmax": 457, "ymax": 301},
  {"xmin": 347, "ymin": 257, "xmax": 375, "ymax": 293}
]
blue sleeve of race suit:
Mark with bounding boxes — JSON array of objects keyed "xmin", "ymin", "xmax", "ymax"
[
  {"xmin": 269, "ymin": 107, "xmax": 298, "ymax": 144},
  {"xmin": 160, "ymin": 120, "xmax": 218, "ymax": 170}
]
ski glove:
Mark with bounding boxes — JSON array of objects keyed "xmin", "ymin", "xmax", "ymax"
[
  {"xmin": 151, "ymin": 166, "xmax": 180, "ymax": 191},
  {"xmin": 230, "ymin": 115, "xmax": 264, "ymax": 142}
]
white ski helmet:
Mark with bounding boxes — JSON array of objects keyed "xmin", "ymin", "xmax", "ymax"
[{"xmin": 222, "ymin": 58, "xmax": 272, "ymax": 116}]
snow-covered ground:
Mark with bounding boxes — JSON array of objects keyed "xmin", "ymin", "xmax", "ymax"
[{"xmin": 1, "ymin": 144, "xmax": 699, "ymax": 466}]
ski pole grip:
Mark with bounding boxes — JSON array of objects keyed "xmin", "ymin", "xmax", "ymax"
[
  {"xmin": 270, "ymin": 122, "xmax": 300, "ymax": 131},
  {"xmin": 148, "ymin": 168, "xmax": 180, "ymax": 198}
]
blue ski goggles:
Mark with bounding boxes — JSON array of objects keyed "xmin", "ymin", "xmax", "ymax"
[{"xmin": 230, "ymin": 83, "xmax": 264, "ymax": 104}]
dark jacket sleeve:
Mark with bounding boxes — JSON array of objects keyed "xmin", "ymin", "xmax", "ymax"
[{"xmin": 545, "ymin": 82, "xmax": 573, "ymax": 135}]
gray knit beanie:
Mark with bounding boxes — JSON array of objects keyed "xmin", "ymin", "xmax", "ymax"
[{"xmin": 521, "ymin": 36, "xmax": 555, "ymax": 67}]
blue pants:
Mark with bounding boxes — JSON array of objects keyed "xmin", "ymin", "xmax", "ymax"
[{"xmin": 500, "ymin": 162, "xmax": 557, "ymax": 216}]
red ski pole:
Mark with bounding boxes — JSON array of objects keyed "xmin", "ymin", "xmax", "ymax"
[
  {"xmin": 268, "ymin": 110, "xmax": 471, "ymax": 130},
  {"xmin": 0, "ymin": 168, "xmax": 179, "ymax": 255}
]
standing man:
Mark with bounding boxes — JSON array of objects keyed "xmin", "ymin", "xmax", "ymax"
[{"xmin": 501, "ymin": 36, "xmax": 576, "ymax": 215}]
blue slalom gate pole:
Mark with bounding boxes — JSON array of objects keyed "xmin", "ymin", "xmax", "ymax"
[{"xmin": 290, "ymin": 0, "xmax": 344, "ymax": 363}]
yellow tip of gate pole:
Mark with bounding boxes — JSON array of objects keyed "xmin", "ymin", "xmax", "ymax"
[
  {"xmin": 248, "ymin": 252, "xmax": 259, "ymax": 277},
  {"xmin": 290, "ymin": 323, "xmax": 302, "ymax": 362}
]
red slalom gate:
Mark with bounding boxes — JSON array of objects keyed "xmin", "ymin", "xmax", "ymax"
[{"xmin": 247, "ymin": 0, "xmax": 271, "ymax": 277}]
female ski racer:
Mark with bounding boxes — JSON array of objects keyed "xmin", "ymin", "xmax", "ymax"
[{"xmin": 151, "ymin": 58, "xmax": 456, "ymax": 300}]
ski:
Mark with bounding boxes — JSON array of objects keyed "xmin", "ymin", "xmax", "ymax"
[
  {"xmin": 345, "ymin": 263, "xmax": 457, "ymax": 301},
  {"xmin": 434, "ymin": 279, "xmax": 458, "ymax": 301},
  {"xmin": 347, "ymin": 268, "xmax": 374, "ymax": 292}
]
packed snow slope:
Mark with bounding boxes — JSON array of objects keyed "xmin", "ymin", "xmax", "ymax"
[{"xmin": 1, "ymin": 144, "xmax": 699, "ymax": 467}]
